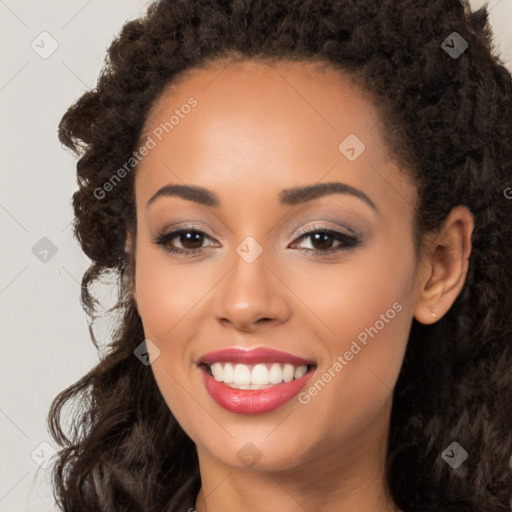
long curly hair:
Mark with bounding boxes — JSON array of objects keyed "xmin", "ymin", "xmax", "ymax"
[{"xmin": 48, "ymin": 0, "xmax": 512, "ymax": 510}]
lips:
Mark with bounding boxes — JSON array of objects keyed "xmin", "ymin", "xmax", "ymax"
[
  {"xmin": 199, "ymin": 347, "xmax": 316, "ymax": 366},
  {"xmin": 197, "ymin": 347, "xmax": 317, "ymax": 415}
]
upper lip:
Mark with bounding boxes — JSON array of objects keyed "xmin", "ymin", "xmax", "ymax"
[{"xmin": 198, "ymin": 347, "xmax": 317, "ymax": 366}]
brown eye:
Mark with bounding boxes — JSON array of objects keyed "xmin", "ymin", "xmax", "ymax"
[
  {"xmin": 290, "ymin": 228, "xmax": 361, "ymax": 256},
  {"xmin": 174, "ymin": 231, "xmax": 205, "ymax": 250},
  {"xmin": 308, "ymin": 232, "xmax": 337, "ymax": 251},
  {"xmin": 153, "ymin": 228, "xmax": 216, "ymax": 256}
]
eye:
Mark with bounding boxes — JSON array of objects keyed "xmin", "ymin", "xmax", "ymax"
[
  {"xmin": 153, "ymin": 228, "xmax": 218, "ymax": 257},
  {"xmin": 289, "ymin": 227, "xmax": 361, "ymax": 257}
]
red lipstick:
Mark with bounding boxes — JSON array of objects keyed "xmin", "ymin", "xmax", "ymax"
[
  {"xmin": 199, "ymin": 347, "xmax": 315, "ymax": 366},
  {"xmin": 198, "ymin": 347, "xmax": 316, "ymax": 415}
]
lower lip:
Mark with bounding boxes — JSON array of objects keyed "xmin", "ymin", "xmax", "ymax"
[{"xmin": 200, "ymin": 366, "xmax": 315, "ymax": 415}]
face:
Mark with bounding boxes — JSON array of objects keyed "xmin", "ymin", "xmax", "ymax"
[{"xmin": 130, "ymin": 59, "xmax": 420, "ymax": 473}]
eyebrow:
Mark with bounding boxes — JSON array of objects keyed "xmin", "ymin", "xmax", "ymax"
[{"xmin": 146, "ymin": 181, "xmax": 377, "ymax": 211}]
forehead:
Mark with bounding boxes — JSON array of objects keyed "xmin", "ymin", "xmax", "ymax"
[
  {"xmin": 141, "ymin": 59, "xmax": 382, "ymax": 148},
  {"xmin": 135, "ymin": 59, "xmax": 415, "ymax": 215}
]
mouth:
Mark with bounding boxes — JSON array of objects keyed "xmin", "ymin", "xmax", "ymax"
[
  {"xmin": 197, "ymin": 347, "xmax": 317, "ymax": 414},
  {"xmin": 199, "ymin": 361, "xmax": 317, "ymax": 389}
]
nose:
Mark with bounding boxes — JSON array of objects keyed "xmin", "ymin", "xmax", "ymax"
[{"xmin": 213, "ymin": 248, "xmax": 291, "ymax": 333}]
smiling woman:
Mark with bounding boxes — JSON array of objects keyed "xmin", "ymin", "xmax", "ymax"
[{"xmin": 49, "ymin": 1, "xmax": 512, "ymax": 511}]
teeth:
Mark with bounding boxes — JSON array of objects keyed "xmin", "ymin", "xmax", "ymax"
[
  {"xmin": 269, "ymin": 363, "xmax": 282, "ymax": 384},
  {"xmin": 233, "ymin": 364, "xmax": 251, "ymax": 385},
  {"xmin": 251, "ymin": 364, "xmax": 269, "ymax": 385},
  {"xmin": 212, "ymin": 362, "xmax": 223, "ymax": 382},
  {"xmin": 294, "ymin": 365, "xmax": 307, "ymax": 379},
  {"xmin": 222, "ymin": 363, "xmax": 234, "ymax": 383},
  {"xmin": 207, "ymin": 362, "xmax": 310, "ymax": 388}
]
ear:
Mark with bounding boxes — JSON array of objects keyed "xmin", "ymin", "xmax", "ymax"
[
  {"xmin": 125, "ymin": 229, "xmax": 134, "ymax": 253},
  {"xmin": 123, "ymin": 230, "xmax": 137, "ymax": 303},
  {"xmin": 413, "ymin": 206, "xmax": 474, "ymax": 324}
]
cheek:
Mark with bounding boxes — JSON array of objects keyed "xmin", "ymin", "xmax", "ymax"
[
  {"xmin": 133, "ymin": 243, "xmax": 216, "ymax": 412},
  {"xmin": 302, "ymin": 304, "xmax": 412, "ymax": 448},
  {"xmin": 133, "ymin": 248, "xmax": 205, "ymax": 433},
  {"xmin": 134, "ymin": 243, "xmax": 210, "ymax": 345},
  {"xmin": 293, "ymin": 239, "xmax": 415, "ymax": 435},
  {"xmin": 286, "ymin": 237, "xmax": 414, "ymax": 346}
]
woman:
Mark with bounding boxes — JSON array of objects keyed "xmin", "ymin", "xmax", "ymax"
[{"xmin": 49, "ymin": 0, "xmax": 512, "ymax": 510}]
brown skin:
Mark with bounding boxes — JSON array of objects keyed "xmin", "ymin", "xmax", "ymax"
[{"xmin": 125, "ymin": 60, "xmax": 473, "ymax": 512}]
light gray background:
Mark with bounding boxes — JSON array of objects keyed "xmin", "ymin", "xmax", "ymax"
[{"xmin": 1, "ymin": 0, "xmax": 511, "ymax": 510}]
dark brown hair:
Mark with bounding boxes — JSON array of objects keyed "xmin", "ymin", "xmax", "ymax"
[{"xmin": 49, "ymin": 0, "xmax": 512, "ymax": 510}]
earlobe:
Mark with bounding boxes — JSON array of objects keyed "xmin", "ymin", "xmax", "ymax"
[
  {"xmin": 123, "ymin": 230, "xmax": 137, "ymax": 303},
  {"xmin": 125, "ymin": 230, "xmax": 133, "ymax": 254},
  {"xmin": 413, "ymin": 206, "xmax": 474, "ymax": 324}
]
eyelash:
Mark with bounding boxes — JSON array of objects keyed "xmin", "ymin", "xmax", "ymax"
[{"xmin": 152, "ymin": 226, "xmax": 361, "ymax": 258}]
